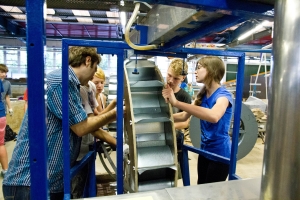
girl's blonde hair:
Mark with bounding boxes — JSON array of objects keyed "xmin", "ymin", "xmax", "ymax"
[
  {"xmin": 194, "ymin": 56, "xmax": 225, "ymax": 106},
  {"xmin": 94, "ymin": 68, "xmax": 105, "ymax": 81}
]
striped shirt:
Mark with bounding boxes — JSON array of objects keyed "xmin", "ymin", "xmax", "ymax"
[{"xmin": 3, "ymin": 66, "xmax": 87, "ymax": 193}]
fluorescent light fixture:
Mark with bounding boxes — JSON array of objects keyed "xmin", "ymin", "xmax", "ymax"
[
  {"xmin": 72, "ymin": 10, "xmax": 90, "ymax": 16},
  {"xmin": 76, "ymin": 17, "xmax": 93, "ymax": 23},
  {"xmin": 106, "ymin": 11, "xmax": 119, "ymax": 24},
  {"xmin": 120, "ymin": 12, "xmax": 126, "ymax": 26},
  {"xmin": 10, "ymin": 14, "xmax": 26, "ymax": 20},
  {"xmin": 72, "ymin": 10, "xmax": 92, "ymax": 23},
  {"xmin": 238, "ymin": 20, "xmax": 269, "ymax": 41},
  {"xmin": 0, "ymin": 6, "xmax": 24, "ymax": 19},
  {"xmin": 46, "ymin": 16, "xmax": 62, "ymax": 22},
  {"xmin": 0, "ymin": 6, "xmax": 22, "ymax": 13},
  {"xmin": 47, "ymin": 9, "xmax": 55, "ymax": 15}
]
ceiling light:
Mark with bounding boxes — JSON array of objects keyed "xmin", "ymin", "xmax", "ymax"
[
  {"xmin": 238, "ymin": 20, "xmax": 269, "ymax": 41},
  {"xmin": 72, "ymin": 10, "xmax": 90, "ymax": 17},
  {"xmin": 120, "ymin": 12, "xmax": 126, "ymax": 26},
  {"xmin": 76, "ymin": 17, "xmax": 93, "ymax": 23},
  {"xmin": 46, "ymin": 16, "xmax": 62, "ymax": 22},
  {"xmin": 0, "ymin": 6, "xmax": 22, "ymax": 13},
  {"xmin": 47, "ymin": 9, "xmax": 55, "ymax": 15},
  {"xmin": 72, "ymin": 10, "xmax": 92, "ymax": 23},
  {"xmin": 120, "ymin": 0, "xmax": 125, "ymax": 6},
  {"xmin": 106, "ymin": 11, "xmax": 119, "ymax": 24},
  {"xmin": 10, "ymin": 14, "xmax": 26, "ymax": 20}
]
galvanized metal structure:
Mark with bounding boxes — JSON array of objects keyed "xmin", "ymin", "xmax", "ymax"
[{"xmin": 123, "ymin": 59, "xmax": 178, "ymax": 192}]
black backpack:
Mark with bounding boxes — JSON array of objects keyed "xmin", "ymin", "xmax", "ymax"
[{"xmin": 5, "ymin": 125, "xmax": 17, "ymax": 142}]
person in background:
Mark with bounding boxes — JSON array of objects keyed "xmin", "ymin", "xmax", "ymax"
[
  {"xmin": 92, "ymin": 68, "xmax": 107, "ymax": 114},
  {"xmin": 0, "ymin": 64, "xmax": 13, "ymax": 116},
  {"xmin": 3, "ymin": 47, "xmax": 120, "ymax": 200},
  {"xmin": 71, "ymin": 80, "xmax": 117, "ymax": 199},
  {"xmin": 23, "ymin": 88, "xmax": 28, "ymax": 112},
  {"xmin": 0, "ymin": 78, "xmax": 8, "ymax": 178},
  {"xmin": 162, "ymin": 56, "xmax": 233, "ymax": 184},
  {"xmin": 186, "ymin": 82, "xmax": 194, "ymax": 99}
]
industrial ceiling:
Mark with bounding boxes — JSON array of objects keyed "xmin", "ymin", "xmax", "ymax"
[{"xmin": 0, "ymin": 0, "xmax": 274, "ymax": 50}]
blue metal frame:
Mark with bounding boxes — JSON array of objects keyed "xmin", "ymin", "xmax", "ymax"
[
  {"xmin": 61, "ymin": 39, "xmax": 126, "ymax": 196},
  {"xmin": 162, "ymin": 16, "xmax": 246, "ymax": 51},
  {"xmin": 128, "ymin": 0, "xmax": 274, "ymax": 16},
  {"xmin": 28, "ymin": 34, "xmax": 247, "ymax": 197},
  {"xmin": 26, "ymin": 0, "xmax": 269, "ymax": 197},
  {"xmin": 26, "ymin": 0, "xmax": 48, "ymax": 199}
]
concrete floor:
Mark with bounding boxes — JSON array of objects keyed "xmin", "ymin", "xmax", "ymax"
[{"xmin": 0, "ymin": 138, "xmax": 265, "ymax": 199}]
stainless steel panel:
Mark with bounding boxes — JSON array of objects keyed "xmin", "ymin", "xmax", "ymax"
[
  {"xmin": 129, "ymin": 80, "xmax": 163, "ymax": 88},
  {"xmin": 137, "ymin": 146, "xmax": 175, "ymax": 170},
  {"xmin": 166, "ymin": 178, "xmax": 261, "ymax": 200},
  {"xmin": 84, "ymin": 178, "xmax": 260, "ymax": 199},
  {"xmin": 124, "ymin": 59, "xmax": 177, "ymax": 192},
  {"xmin": 139, "ymin": 179, "xmax": 173, "ymax": 192},
  {"xmin": 136, "ymin": 133, "xmax": 166, "ymax": 148},
  {"xmin": 260, "ymin": 0, "xmax": 300, "ymax": 199},
  {"xmin": 138, "ymin": 5, "xmax": 223, "ymax": 44},
  {"xmin": 135, "ymin": 122, "xmax": 164, "ymax": 134},
  {"xmin": 134, "ymin": 113, "xmax": 170, "ymax": 123}
]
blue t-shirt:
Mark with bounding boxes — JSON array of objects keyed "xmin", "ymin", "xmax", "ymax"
[
  {"xmin": 1, "ymin": 79, "xmax": 11, "ymax": 114},
  {"xmin": 3, "ymin": 67, "xmax": 87, "ymax": 193},
  {"xmin": 0, "ymin": 80, "xmax": 5, "ymax": 117},
  {"xmin": 200, "ymin": 87, "xmax": 233, "ymax": 158}
]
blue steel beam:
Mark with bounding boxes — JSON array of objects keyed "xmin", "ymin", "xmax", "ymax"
[
  {"xmin": 116, "ymin": 51, "xmax": 125, "ymax": 195},
  {"xmin": 162, "ymin": 15, "xmax": 245, "ymax": 51},
  {"xmin": 26, "ymin": 0, "xmax": 48, "ymax": 199},
  {"xmin": 129, "ymin": 0, "xmax": 274, "ymax": 15},
  {"xmin": 229, "ymin": 55, "xmax": 246, "ymax": 180},
  {"xmin": 63, "ymin": 38, "xmax": 131, "ymax": 49},
  {"xmin": 0, "ymin": 16, "xmax": 26, "ymax": 36},
  {"xmin": 134, "ymin": 50, "xmax": 187, "ymax": 58},
  {"xmin": 62, "ymin": 40, "xmax": 71, "ymax": 200},
  {"xmin": 171, "ymin": 47, "xmax": 244, "ymax": 57}
]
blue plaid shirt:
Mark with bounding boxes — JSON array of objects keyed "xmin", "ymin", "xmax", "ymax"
[{"xmin": 3, "ymin": 66, "xmax": 87, "ymax": 193}]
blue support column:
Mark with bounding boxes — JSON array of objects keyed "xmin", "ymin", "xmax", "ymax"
[
  {"xmin": 135, "ymin": 25, "xmax": 148, "ymax": 45},
  {"xmin": 116, "ymin": 50, "xmax": 125, "ymax": 195},
  {"xmin": 181, "ymin": 147, "xmax": 190, "ymax": 186},
  {"xmin": 229, "ymin": 54, "xmax": 245, "ymax": 180},
  {"xmin": 87, "ymin": 152, "xmax": 96, "ymax": 196},
  {"xmin": 26, "ymin": 0, "xmax": 48, "ymax": 199},
  {"xmin": 62, "ymin": 41, "xmax": 71, "ymax": 199}
]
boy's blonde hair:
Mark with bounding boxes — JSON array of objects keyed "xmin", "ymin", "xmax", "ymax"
[
  {"xmin": 168, "ymin": 58, "xmax": 188, "ymax": 76},
  {"xmin": 0, "ymin": 64, "xmax": 9, "ymax": 72}
]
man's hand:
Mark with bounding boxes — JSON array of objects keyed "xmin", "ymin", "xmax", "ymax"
[{"xmin": 8, "ymin": 108, "xmax": 13, "ymax": 116}]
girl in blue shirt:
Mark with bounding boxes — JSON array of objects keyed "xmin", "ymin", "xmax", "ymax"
[{"xmin": 162, "ymin": 56, "xmax": 233, "ymax": 184}]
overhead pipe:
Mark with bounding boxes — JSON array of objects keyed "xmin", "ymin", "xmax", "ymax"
[
  {"xmin": 260, "ymin": 0, "xmax": 300, "ymax": 199},
  {"xmin": 124, "ymin": 2, "xmax": 158, "ymax": 50}
]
